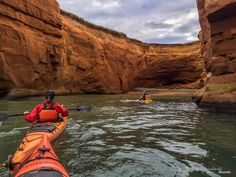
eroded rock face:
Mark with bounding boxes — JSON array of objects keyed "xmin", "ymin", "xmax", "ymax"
[
  {"xmin": 0, "ymin": 0, "xmax": 63, "ymax": 96},
  {"xmin": 195, "ymin": 0, "xmax": 236, "ymax": 112},
  {"xmin": 0, "ymin": 0, "xmax": 204, "ymax": 97},
  {"xmin": 62, "ymin": 12, "xmax": 203, "ymax": 93}
]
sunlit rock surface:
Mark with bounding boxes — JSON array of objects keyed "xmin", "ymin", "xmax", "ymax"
[{"xmin": 0, "ymin": 0, "xmax": 204, "ymax": 97}]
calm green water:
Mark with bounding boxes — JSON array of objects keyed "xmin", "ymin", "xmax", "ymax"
[{"xmin": 0, "ymin": 94, "xmax": 235, "ymax": 177}]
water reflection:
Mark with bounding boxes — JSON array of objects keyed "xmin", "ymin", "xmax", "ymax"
[{"xmin": 0, "ymin": 94, "xmax": 235, "ymax": 177}]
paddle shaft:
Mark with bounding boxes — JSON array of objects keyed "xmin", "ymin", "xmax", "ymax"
[
  {"xmin": 0, "ymin": 105, "xmax": 91, "ymax": 122},
  {"xmin": 68, "ymin": 108, "xmax": 78, "ymax": 111},
  {"xmin": 7, "ymin": 113, "xmax": 24, "ymax": 117}
]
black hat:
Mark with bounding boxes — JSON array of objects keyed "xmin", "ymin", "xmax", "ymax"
[{"xmin": 44, "ymin": 90, "xmax": 55, "ymax": 100}]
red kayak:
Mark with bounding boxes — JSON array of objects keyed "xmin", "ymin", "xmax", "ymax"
[{"xmin": 14, "ymin": 134, "xmax": 69, "ymax": 177}]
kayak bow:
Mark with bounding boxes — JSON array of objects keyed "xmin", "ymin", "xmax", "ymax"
[
  {"xmin": 14, "ymin": 134, "xmax": 69, "ymax": 177},
  {"xmin": 9, "ymin": 117, "xmax": 68, "ymax": 175}
]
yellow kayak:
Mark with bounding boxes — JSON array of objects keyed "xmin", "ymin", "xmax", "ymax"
[{"xmin": 144, "ymin": 98, "xmax": 153, "ymax": 104}]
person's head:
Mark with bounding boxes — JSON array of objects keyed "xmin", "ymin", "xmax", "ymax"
[{"xmin": 44, "ymin": 90, "xmax": 55, "ymax": 103}]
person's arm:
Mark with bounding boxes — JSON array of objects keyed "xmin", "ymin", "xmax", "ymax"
[
  {"xmin": 24, "ymin": 104, "xmax": 41, "ymax": 123},
  {"xmin": 54, "ymin": 103, "xmax": 68, "ymax": 117},
  {"xmin": 139, "ymin": 95, "xmax": 144, "ymax": 101}
]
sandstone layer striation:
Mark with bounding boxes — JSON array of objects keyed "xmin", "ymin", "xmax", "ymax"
[
  {"xmin": 0, "ymin": 0, "xmax": 204, "ymax": 97},
  {"xmin": 194, "ymin": 0, "xmax": 236, "ymax": 112}
]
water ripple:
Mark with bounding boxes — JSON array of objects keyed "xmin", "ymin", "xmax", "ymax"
[{"xmin": 1, "ymin": 95, "xmax": 235, "ymax": 177}]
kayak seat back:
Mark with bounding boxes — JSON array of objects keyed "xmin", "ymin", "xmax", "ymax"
[{"xmin": 29, "ymin": 125, "xmax": 56, "ymax": 133}]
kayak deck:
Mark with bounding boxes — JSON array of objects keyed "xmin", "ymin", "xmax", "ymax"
[
  {"xmin": 10, "ymin": 117, "xmax": 68, "ymax": 175},
  {"xmin": 14, "ymin": 134, "xmax": 69, "ymax": 177}
]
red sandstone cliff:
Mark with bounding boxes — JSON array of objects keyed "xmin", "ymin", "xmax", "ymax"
[
  {"xmin": 194, "ymin": 0, "xmax": 236, "ymax": 112},
  {"xmin": 0, "ymin": 0, "xmax": 63, "ymax": 96},
  {"xmin": 0, "ymin": 0, "xmax": 204, "ymax": 97}
]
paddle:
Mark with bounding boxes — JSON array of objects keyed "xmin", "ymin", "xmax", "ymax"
[
  {"xmin": 68, "ymin": 105, "xmax": 92, "ymax": 112},
  {"xmin": 0, "ymin": 105, "xmax": 92, "ymax": 122},
  {"xmin": 0, "ymin": 113, "xmax": 24, "ymax": 122}
]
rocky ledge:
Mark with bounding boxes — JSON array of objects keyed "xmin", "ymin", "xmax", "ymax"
[{"xmin": 194, "ymin": 0, "xmax": 236, "ymax": 112}]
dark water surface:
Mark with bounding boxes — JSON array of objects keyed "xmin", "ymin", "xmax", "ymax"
[{"xmin": 0, "ymin": 94, "xmax": 235, "ymax": 177}]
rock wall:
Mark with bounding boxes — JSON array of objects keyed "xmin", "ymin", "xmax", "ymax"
[
  {"xmin": 194, "ymin": 0, "xmax": 236, "ymax": 112},
  {"xmin": 0, "ymin": 0, "xmax": 63, "ymax": 96},
  {"xmin": 0, "ymin": 0, "xmax": 204, "ymax": 97}
]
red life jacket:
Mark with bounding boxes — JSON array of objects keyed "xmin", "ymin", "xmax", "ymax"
[{"xmin": 38, "ymin": 103, "xmax": 58, "ymax": 123}]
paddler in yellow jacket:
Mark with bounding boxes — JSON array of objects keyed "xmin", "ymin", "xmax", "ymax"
[{"xmin": 139, "ymin": 90, "xmax": 152, "ymax": 104}]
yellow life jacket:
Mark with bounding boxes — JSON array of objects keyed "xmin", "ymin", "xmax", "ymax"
[{"xmin": 144, "ymin": 95, "xmax": 153, "ymax": 104}]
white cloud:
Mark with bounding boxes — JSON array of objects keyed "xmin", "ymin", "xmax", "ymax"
[
  {"xmin": 91, "ymin": 0, "xmax": 121, "ymax": 9},
  {"xmin": 58, "ymin": 0, "xmax": 200, "ymax": 44}
]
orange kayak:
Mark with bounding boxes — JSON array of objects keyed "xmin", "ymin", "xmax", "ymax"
[
  {"xmin": 14, "ymin": 134, "xmax": 69, "ymax": 177},
  {"xmin": 9, "ymin": 117, "xmax": 68, "ymax": 175}
]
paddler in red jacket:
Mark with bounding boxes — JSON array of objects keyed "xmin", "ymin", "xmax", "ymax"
[{"xmin": 24, "ymin": 90, "xmax": 68, "ymax": 123}]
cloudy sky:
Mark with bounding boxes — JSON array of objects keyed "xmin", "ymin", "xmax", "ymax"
[{"xmin": 58, "ymin": 0, "xmax": 200, "ymax": 44}]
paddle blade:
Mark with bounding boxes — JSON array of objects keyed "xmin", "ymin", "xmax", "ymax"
[{"xmin": 77, "ymin": 105, "xmax": 92, "ymax": 112}]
